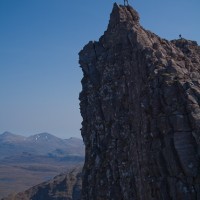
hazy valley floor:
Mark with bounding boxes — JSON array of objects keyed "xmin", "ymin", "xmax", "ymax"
[{"xmin": 0, "ymin": 157, "xmax": 83, "ymax": 199}]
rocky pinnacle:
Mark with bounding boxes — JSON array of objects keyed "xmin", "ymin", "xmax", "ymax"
[{"xmin": 79, "ymin": 3, "xmax": 200, "ymax": 200}]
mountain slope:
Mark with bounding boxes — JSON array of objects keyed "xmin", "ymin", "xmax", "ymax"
[
  {"xmin": 2, "ymin": 167, "xmax": 82, "ymax": 200},
  {"xmin": 0, "ymin": 132, "xmax": 25, "ymax": 143},
  {"xmin": 79, "ymin": 3, "xmax": 200, "ymax": 200}
]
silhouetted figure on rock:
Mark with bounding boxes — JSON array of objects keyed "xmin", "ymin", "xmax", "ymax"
[
  {"xmin": 179, "ymin": 34, "xmax": 182, "ymax": 39},
  {"xmin": 124, "ymin": 0, "xmax": 129, "ymax": 6}
]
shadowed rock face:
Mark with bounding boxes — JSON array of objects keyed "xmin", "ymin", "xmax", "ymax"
[
  {"xmin": 79, "ymin": 3, "xmax": 200, "ymax": 200},
  {"xmin": 2, "ymin": 168, "xmax": 82, "ymax": 200}
]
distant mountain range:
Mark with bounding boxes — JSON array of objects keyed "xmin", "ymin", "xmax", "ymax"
[{"xmin": 0, "ymin": 131, "xmax": 84, "ymax": 160}]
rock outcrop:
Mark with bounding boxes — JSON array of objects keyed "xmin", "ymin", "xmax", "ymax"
[
  {"xmin": 79, "ymin": 3, "xmax": 200, "ymax": 200},
  {"xmin": 2, "ymin": 168, "xmax": 82, "ymax": 200}
]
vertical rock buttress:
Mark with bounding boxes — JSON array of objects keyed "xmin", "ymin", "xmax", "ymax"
[{"xmin": 79, "ymin": 3, "xmax": 200, "ymax": 200}]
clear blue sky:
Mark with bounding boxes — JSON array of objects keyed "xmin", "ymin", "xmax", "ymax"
[{"xmin": 0, "ymin": 0, "xmax": 200, "ymax": 139}]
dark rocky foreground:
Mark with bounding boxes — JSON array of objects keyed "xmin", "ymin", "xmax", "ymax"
[
  {"xmin": 2, "ymin": 168, "xmax": 82, "ymax": 200},
  {"xmin": 79, "ymin": 3, "xmax": 200, "ymax": 200}
]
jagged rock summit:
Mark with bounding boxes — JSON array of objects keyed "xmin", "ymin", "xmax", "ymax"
[{"xmin": 79, "ymin": 3, "xmax": 200, "ymax": 200}]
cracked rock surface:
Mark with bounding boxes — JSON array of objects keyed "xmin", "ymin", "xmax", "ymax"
[{"xmin": 79, "ymin": 3, "xmax": 200, "ymax": 200}]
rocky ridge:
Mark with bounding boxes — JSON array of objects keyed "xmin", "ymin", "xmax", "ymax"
[
  {"xmin": 79, "ymin": 3, "xmax": 200, "ymax": 200},
  {"xmin": 2, "ymin": 168, "xmax": 82, "ymax": 200}
]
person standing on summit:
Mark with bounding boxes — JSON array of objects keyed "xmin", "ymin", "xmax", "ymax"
[{"xmin": 124, "ymin": 0, "xmax": 129, "ymax": 6}]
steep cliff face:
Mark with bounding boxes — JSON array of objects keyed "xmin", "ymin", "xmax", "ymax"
[
  {"xmin": 2, "ymin": 168, "xmax": 82, "ymax": 200},
  {"xmin": 79, "ymin": 3, "xmax": 200, "ymax": 200}
]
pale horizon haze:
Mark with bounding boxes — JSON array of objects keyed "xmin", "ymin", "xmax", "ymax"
[{"xmin": 0, "ymin": 0, "xmax": 200, "ymax": 139}]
